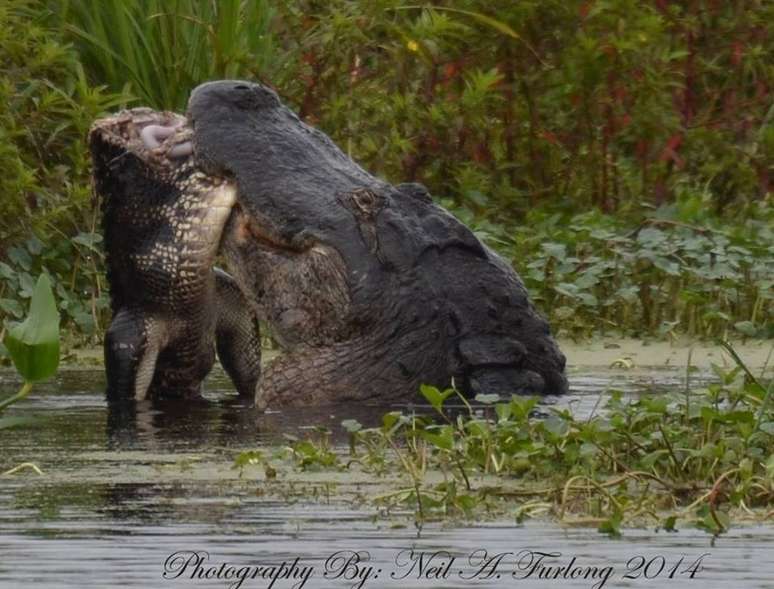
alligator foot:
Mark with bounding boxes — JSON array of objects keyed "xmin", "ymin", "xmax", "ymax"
[{"xmin": 214, "ymin": 268, "xmax": 262, "ymax": 399}]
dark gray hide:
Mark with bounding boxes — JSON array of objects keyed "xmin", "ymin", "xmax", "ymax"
[{"xmin": 188, "ymin": 80, "xmax": 568, "ymax": 408}]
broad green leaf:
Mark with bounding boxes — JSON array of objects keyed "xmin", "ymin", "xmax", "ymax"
[
  {"xmin": 232, "ymin": 450, "xmax": 263, "ymax": 470},
  {"xmin": 418, "ymin": 428, "xmax": 454, "ymax": 450},
  {"xmin": 495, "ymin": 402, "xmax": 512, "ymax": 422},
  {"xmin": 543, "ymin": 415, "xmax": 569, "ymax": 438},
  {"xmin": 3, "ymin": 274, "xmax": 60, "ymax": 382},
  {"xmin": 554, "ymin": 283, "xmax": 579, "ymax": 298},
  {"xmin": 598, "ymin": 510, "xmax": 623, "ymax": 537},
  {"xmin": 25, "ymin": 235, "xmax": 44, "ymax": 255},
  {"xmin": 661, "ymin": 515, "xmax": 678, "ymax": 532},
  {"xmin": 766, "ymin": 455, "xmax": 774, "ymax": 479},
  {"xmin": 18, "ymin": 272, "xmax": 36, "ymax": 298},
  {"xmin": 542, "ymin": 242, "xmax": 567, "ymax": 259},
  {"xmin": 72, "ymin": 232, "xmax": 104, "ymax": 251},
  {"xmin": 382, "ymin": 411, "xmax": 404, "ymax": 432},
  {"xmin": 7, "ymin": 246, "xmax": 32, "ymax": 270},
  {"xmin": 0, "ymin": 262, "xmax": 15, "ymax": 280},
  {"xmin": 696, "ymin": 505, "xmax": 729, "ymax": 535},
  {"xmin": 760, "ymin": 422, "xmax": 774, "ymax": 435},
  {"xmin": 0, "ymin": 298, "xmax": 23, "ymax": 318},
  {"xmin": 420, "ymin": 384, "xmax": 454, "ymax": 411}
]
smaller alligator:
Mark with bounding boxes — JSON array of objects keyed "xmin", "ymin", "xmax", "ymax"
[{"xmin": 89, "ymin": 108, "xmax": 261, "ymax": 402}]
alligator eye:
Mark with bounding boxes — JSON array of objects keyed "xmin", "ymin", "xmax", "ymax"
[
  {"xmin": 350, "ymin": 188, "xmax": 381, "ymax": 213},
  {"xmin": 354, "ymin": 191, "xmax": 374, "ymax": 207},
  {"xmin": 234, "ymin": 84, "xmax": 251, "ymax": 91}
]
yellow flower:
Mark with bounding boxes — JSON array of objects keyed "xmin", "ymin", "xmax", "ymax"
[{"xmin": 407, "ymin": 40, "xmax": 419, "ymax": 52}]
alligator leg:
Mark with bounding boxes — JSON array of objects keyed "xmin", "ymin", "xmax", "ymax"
[
  {"xmin": 214, "ymin": 269, "xmax": 262, "ymax": 399},
  {"xmin": 104, "ymin": 308, "xmax": 166, "ymax": 402}
]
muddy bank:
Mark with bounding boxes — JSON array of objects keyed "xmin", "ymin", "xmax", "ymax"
[
  {"xmin": 59, "ymin": 338, "xmax": 773, "ymax": 371},
  {"xmin": 561, "ymin": 337, "xmax": 772, "ymax": 370}
]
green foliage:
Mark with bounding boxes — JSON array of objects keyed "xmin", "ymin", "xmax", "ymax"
[
  {"xmin": 57, "ymin": 0, "xmax": 282, "ymax": 110},
  {"xmin": 0, "ymin": 0, "xmax": 125, "ymax": 344},
  {"xmin": 252, "ymin": 348, "xmax": 773, "ymax": 533},
  {"xmin": 3, "ymin": 274, "xmax": 60, "ymax": 382},
  {"xmin": 489, "ymin": 205, "xmax": 774, "ymax": 339},
  {"xmin": 0, "ymin": 230, "xmax": 110, "ymax": 345},
  {"xmin": 272, "ymin": 0, "xmax": 773, "ymax": 215},
  {"xmin": 0, "ymin": 273, "xmax": 60, "ymax": 427},
  {"xmin": 55, "ymin": 0, "xmax": 774, "ymax": 215},
  {"xmin": 283, "ymin": 429, "xmax": 340, "ymax": 470},
  {"xmin": 0, "ymin": 1, "xmax": 127, "ymax": 243},
  {"xmin": 1, "ymin": 0, "xmax": 771, "ymax": 343}
]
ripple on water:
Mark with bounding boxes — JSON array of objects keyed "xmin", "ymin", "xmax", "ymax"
[{"xmin": 0, "ymin": 366, "xmax": 771, "ymax": 589}]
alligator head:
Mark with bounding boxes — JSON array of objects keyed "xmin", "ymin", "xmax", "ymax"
[
  {"xmin": 185, "ymin": 80, "xmax": 568, "ymax": 407},
  {"xmin": 89, "ymin": 108, "xmax": 261, "ymax": 402},
  {"xmin": 186, "ymin": 82, "xmax": 386, "ymax": 350},
  {"xmin": 89, "ymin": 107, "xmax": 227, "ymax": 307}
]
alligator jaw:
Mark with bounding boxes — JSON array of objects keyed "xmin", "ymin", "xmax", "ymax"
[
  {"xmin": 91, "ymin": 107, "xmax": 263, "ymax": 405},
  {"xmin": 90, "ymin": 108, "xmax": 297, "ymax": 256},
  {"xmin": 89, "ymin": 108, "xmax": 193, "ymax": 170}
]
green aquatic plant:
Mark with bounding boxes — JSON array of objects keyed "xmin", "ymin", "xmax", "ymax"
[
  {"xmin": 482, "ymin": 206, "xmax": 773, "ymax": 340},
  {"xmin": 235, "ymin": 345, "xmax": 774, "ymax": 535},
  {"xmin": 0, "ymin": 273, "xmax": 60, "ymax": 443}
]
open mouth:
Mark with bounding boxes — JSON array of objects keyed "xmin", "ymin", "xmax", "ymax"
[
  {"xmin": 89, "ymin": 108, "xmax": 194, "ymax": 165},
  {"xmin": 229, "ymin": 203, "xmax": 306, "ymax": 255},
  {"xmin": 91, "ymin": 108, "xmax": 307, "ymax": 254}
]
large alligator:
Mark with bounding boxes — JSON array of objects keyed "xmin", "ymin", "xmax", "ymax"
[
  {"xmin": 176, "ymin": 80, "xmax": 569, "ymax": 408},
  {"xmin": 90, "ymin": 108, "xmax": 261, "ymax": 402}
]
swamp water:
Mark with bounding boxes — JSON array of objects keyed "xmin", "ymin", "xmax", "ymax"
[{"xmin": 1, "ymin": 345, "xmax": 773, "ymax": 589}]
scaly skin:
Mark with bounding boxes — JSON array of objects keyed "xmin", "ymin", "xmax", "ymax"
[
  {"xmin": 187, "ymin": 81, "xmax": 569, "ymax": 408},
  {"xmin": 90, "ymin": 109, "xmax": 261, "ymax": 402}
]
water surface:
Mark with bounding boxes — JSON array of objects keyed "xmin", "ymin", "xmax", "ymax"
[{"xmin": 1, "ymin": 364, "xmax": 772, "ymax": 589}]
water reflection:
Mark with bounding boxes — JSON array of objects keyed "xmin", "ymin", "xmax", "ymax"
[
  {"xmin": 1, "ymin": 366, "xmax": 771, "ymax": 588},
  {"xmin": 104, "ymin": 394, "xmax": 402, "ymax": 450}
]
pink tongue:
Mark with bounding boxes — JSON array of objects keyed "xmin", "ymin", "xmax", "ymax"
[
  {"xmin": 167, "ymin": 142, "xmax": 193, "ymax": 158},
  {"xmin": 140, "ymin": 123, "xmax": 179, "ymax": 149}
]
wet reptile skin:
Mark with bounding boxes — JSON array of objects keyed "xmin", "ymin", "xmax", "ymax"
[
  {"xmin": 187, "ymin": 81, "xmax": 568, "ymax": 409},
  {"xmin": 90, "ymin": 110, "xmax": 261, "ymax": 403}
]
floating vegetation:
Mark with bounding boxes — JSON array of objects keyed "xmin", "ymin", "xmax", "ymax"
[
  {"xmin": 469, "ymin": 208, "xmax": 774, "ymax": 341},
  {"xmin": 235, "ymin": 345, "xmax": 773, "ymax": 536}
]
